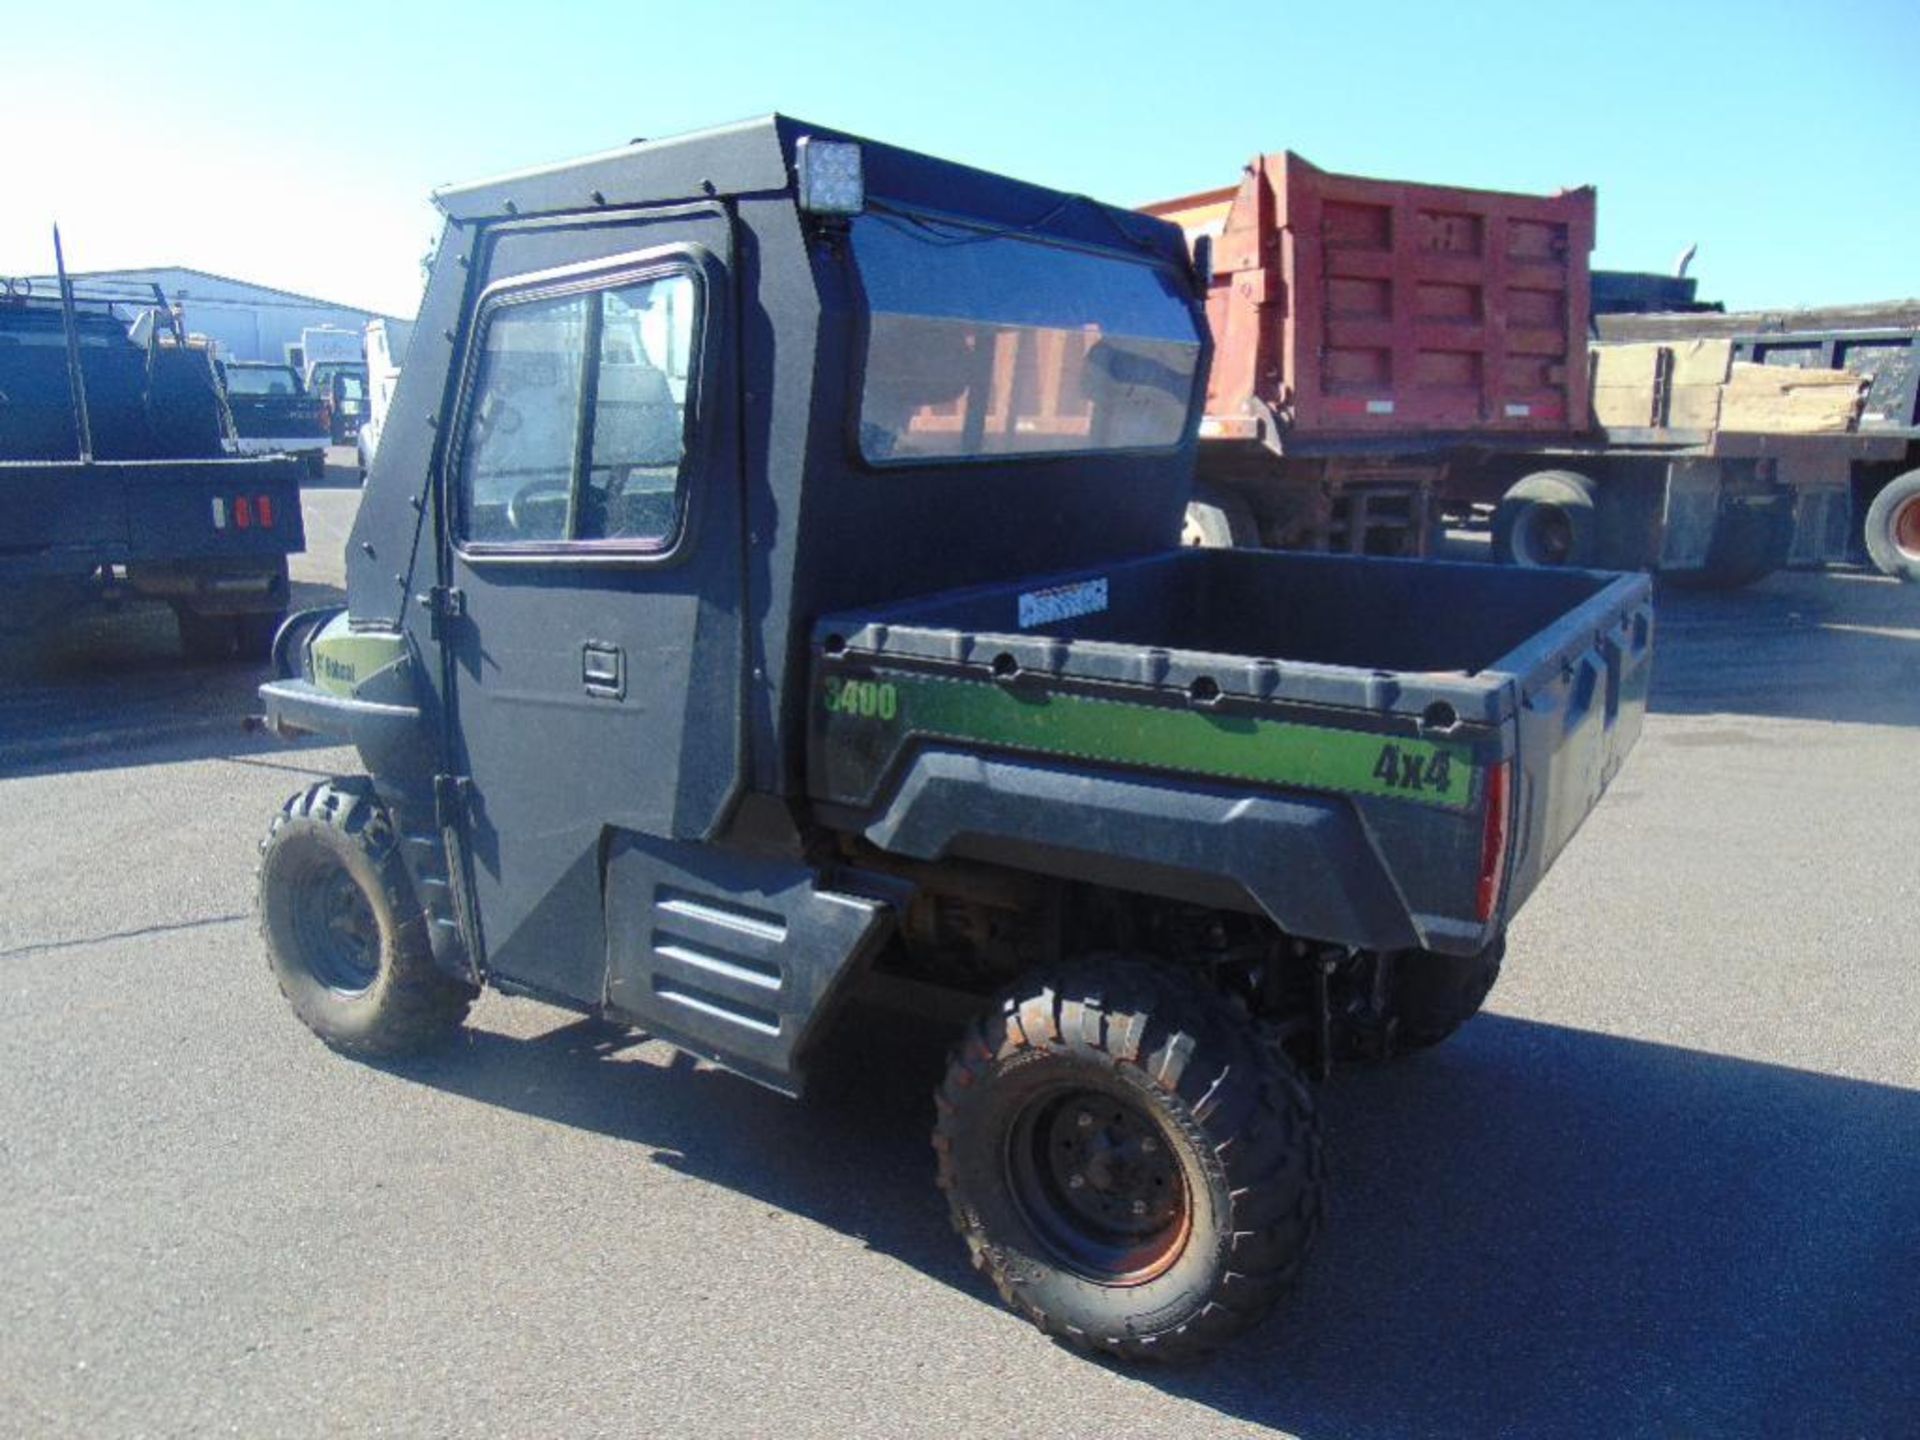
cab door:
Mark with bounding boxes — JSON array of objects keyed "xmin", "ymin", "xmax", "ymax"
[{"xmin": 437, "ymin": 206, "xmax": 742, "ymax": 1002}]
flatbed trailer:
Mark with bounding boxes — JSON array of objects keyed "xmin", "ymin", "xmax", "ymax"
[{"xmin": 1144, "ymin": 153, "xmax": 1867, "ymax": 585}]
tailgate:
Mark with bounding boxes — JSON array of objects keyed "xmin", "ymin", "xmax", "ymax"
[
  {"xmin": 121, "ymin": 457, "xmax": 308, "ymax": 561},
  {"xmin": 228, "ymin": 395, "xmax": 328, "ymax": 440},
  {"xmin": 1495, "ymin": 570, "xmax": 1654, "ymax": 918},
  {"xmin": 0, "ymin": 460, "xmax": 133, "ymax": 568}
]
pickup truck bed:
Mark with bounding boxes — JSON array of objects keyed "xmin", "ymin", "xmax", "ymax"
[{"xmin": 811, "ymin": 547, "xmax": 1651, "ymax": 955}]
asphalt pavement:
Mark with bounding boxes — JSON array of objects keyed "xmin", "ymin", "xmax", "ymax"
[{"xmin": 1, "ymin": 479, "xmax": 1915, "ymax": 1439}]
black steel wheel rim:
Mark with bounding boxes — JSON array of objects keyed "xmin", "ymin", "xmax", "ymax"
[
  {"xmin": 286, "ymin": 852, "xmax": 380, "ymax": 996},
  {"xmin": 1005, "ymin": 1086, "xmax": 1192, "ymax": 1285}
]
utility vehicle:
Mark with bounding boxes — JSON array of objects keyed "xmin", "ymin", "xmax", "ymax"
[{"xmin": 255, "ymin": 118, "xmax": 1651, "ymax": 1361}]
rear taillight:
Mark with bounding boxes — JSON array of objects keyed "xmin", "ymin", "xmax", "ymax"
[
  {"xmin": 1475, "ymin": 759, "xmax": 1513, "ymax": 922},
  {"xmin": 257, "ymin": 494, "xmax": 274, "ymax": 528},
  {"xmin": 234, "ymin": 496, "xmax": 253, "ymax": 529}
]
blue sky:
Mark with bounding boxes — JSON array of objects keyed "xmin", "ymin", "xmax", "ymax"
[{"xmin": 5, "ymin": 0, "xmax": 1912, "ymax": 318}]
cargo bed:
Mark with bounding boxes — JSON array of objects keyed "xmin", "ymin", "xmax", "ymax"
[{"xmin": 811, "ymin": 547, "xmax": 1651, "ymax": 954}]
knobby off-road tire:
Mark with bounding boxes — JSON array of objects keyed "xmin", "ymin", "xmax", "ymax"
[
  {"xmin": 259, "ymin": 779, "xmax": 474, "ymax": 1056},
  {"xmin": 934, "ymin": 959, "xmax": 1324, "ymax": 1362}
]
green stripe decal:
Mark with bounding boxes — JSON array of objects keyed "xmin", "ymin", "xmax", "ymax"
[{"xmin": 820, "ymin": 672, "xmax": 1475, "ymax": 810}]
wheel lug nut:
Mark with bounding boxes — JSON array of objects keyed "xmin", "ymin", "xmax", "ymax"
[
  {"xmin": 1140, "ymin": 1137, "xmax": 1157, "ymax": 1153},
  {"xmin": 1077, "ymin": 1111, "xmax": 1094, "ymax": 1128},
  {"xmin": 1067, "ymin": 1172, "xmax": 1085, "ymax": 1190},
  {"xmin": 1131, "ymin": 1199, "xmax": 1148, "ymax": 1216}
]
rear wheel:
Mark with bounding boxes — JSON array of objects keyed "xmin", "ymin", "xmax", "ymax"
[
  {"xmin": 1863, "ymin": 468, "xmax": 1920, "ymax": 582},
  {"xmin": 1492, "ymin": 470, "xmax": 1599, "ymax": 569},
  {"xmin": 1182, "ymin": 483, "xmax": 1259, "ymax": 549},
  {"xmin": 259, "ymin": 779, "xmax": 474, "ymax": 1056},
  {"xmin": 934, "ymin": 959, "xmax": 1323, "ymax": 1362}
]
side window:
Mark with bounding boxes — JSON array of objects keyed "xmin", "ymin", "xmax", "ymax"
[{"xmin": 458, "ymin": 270, "xmax": 699, "ymax": 550}]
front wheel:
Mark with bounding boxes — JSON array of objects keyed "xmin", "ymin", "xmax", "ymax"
[
  {"xmin": 258, "ymin": 779, "xmax": 474, "ymax": 1056},
  {"xmin": 1863, "ymin": 468, "xmax": 1920, "ymax": 582},
  {"xmin": 934, "ymin": 959, "xmax": 1323, "ymax": 1362}
]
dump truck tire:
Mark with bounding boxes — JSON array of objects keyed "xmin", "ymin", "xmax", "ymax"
[
  {"xmin": 1863, "ymin": 469, "xmax": 1920, "ymax": 583},
  {"xmin": 1382, "ymin": 936, "xmax": 1503, "ymax": 1054},
  {"xmin": 934, "ymin": 958, "xmax": 1323, "ymax": 1363},
  {"xmin": 259, "ymin": 779, "xmax": 474, "ymax": 1056},
  {"xmin": 1182, "ymin": 483, "xmax": 1259, "ymax": 548},
  {"xmin": 1492, "ymin": 470, "xmax": 1598, "ymax": 569}
]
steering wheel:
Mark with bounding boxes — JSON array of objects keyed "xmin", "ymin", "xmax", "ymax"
[
  {"xmin": 473, "ymin": 394, "xmax": 523, "ymax": 440},
  {"xmin": 506, "ymin": 478, "xmax": 571, "ymax": 535}
]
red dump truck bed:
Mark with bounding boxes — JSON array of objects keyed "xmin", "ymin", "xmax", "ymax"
[{"xmin": 1144, "ymin": 153, "xmax": 1595, "ymax": 442}]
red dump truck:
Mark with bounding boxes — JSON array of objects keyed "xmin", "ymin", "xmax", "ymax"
[{"xmin": 1145, "ymin": 153, "xmax": 1859, "ymax": 587}]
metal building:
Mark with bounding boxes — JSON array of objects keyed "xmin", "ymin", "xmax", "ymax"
[{"xmin": 16, "ymin": 266, "xmax": 409, "ymax": 364}]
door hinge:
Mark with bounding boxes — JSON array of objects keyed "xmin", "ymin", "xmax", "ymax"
[{"xmin": 418, "ymin": 584, "xmax": 465, "ymax": 631}]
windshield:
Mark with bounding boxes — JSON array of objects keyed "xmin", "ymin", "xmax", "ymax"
[
  {"xmin": 225, "ymin": 365, "xmax": 300, "ymax": 396},
  {"xmin": 851, "ymin": 213, "xmax": 1201, "ymax": 464}
]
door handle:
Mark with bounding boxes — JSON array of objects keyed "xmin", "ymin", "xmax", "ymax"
[{"xmin": 582, "ymin": 641, "xmax": 625, "ymax": 699}]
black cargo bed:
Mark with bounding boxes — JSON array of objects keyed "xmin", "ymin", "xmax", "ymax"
[{"xmin": 813, "ymin": 547, "xmax": 1644, "ymax": 727}]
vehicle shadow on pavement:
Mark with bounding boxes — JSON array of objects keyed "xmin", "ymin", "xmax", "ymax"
[
  {"xmin": 0, "ymin": 581, "xmax": 346, "ymax": 779},
  {"xmin": 1648, "ymin": 569, "xmax": 1920, "ymax": 727},
  {"xmin": 381, "ymin": 1004, "xmax": 1918, "ymax": 1438}
]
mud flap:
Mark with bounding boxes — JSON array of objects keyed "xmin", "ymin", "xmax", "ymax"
[{"xmin": 603, "ymin": 833, "xmax": 895, "ymax": 1096}]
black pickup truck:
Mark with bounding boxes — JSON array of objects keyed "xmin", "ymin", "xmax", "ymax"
[
  {"xmin": 252, "ymin": 117, "xmax": 1650, "ymax": 1362},
  {"xmin": 0, "ymin": 271, "xmax": 304, "ymax": 657},
  {"xmin": 218, "ymin": 359, "xmax": 329, "ymax": 478}
]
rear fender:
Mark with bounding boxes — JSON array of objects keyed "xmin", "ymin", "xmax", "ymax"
[{"xmin": 848, "ymin": 747, "xmax": 1486, "ymax": 955}]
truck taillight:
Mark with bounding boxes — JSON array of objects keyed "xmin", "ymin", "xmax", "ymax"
[
  {"xmin": 234, "ymin": 496, "xmax": 253, "ymax": 529},
  {"xmin": 1476, "ymin": 760, "xmax": 1512, "ymax": 922},
  {"xmin": 257, "ymin": 494, "xmax": 274, "ymax": 528}
]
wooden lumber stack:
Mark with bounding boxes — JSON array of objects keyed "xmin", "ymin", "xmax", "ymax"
[
  {"xmin": 1718, "ymin": 363, "xmax": 1867, "ymax": 434},
  {"xmin": 1588, "ymin": 339, "xmax": 1865, "ymax": 436}
]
